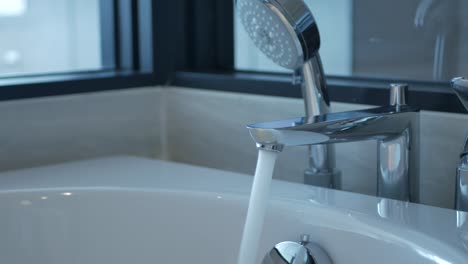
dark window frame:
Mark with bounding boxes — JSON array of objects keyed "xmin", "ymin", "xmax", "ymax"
[{"xmin": 0, "ymin": 0, "xmax": 465, "ymax": 113}]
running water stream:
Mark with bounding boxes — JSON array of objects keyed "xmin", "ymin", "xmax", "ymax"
[{"xmin": 237, "ymin": 149, "xmax": 279, "ymax": 264}]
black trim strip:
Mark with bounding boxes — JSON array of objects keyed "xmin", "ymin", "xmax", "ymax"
[
  {"xmin": 152, "ymin": 1, "xmax": 187, "ymax": 84},
  {"xmin": 137, "ymin": 0, "xmax": 153, "ymax": 72},
  {"xmin": 173, "ymin": 71, "xmax": 466, "ymax": 113},
  {"xmin": 116, "ymin": 0, "xmax": 134, "ymax": 70},
  {"xmin": 0, "ymin": 72, "xmax": 155, "ymax": 101},
  {"xmin": 99, "ymin": 0, "xmax": 116, "ymax": 69},
  {"xmin": 216, "ymin": 1, "xmax": 234, "ymax": 70}
]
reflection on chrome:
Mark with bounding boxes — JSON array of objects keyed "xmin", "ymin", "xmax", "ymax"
[
  {"xmin": 307, "ymin": 187, "xmax": 334, "ymax": 206},
  {"xmin": 457, "ymin": 211, "xmax": 468, "ymax": 250},
  {"xmin": 414, "ymin": 0, "xmax": 454, "ymax": 81},
  {"xmin": 40, "ymin": 196, "xmax": 48, "ymax": 200},
  {"xmin": 415, "ymin": 250, "xmax": 451, "ymax": 264},
  {"xmin": 377, "ymin": 198, "xmax": 410, "ymax": 224},
  {"xmin": 61, "ymin": 192, "xmax": 72, "ymax": 196},
  {"xmin": 457, "ymin": 211, "xmax": 467, "ymax": 228}
]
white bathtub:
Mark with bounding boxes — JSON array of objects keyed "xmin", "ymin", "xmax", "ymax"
[{"xmin": 0, "ymin": 156, "xmax": 467, "ymax": 263}]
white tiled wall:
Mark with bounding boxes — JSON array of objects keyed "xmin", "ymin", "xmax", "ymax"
[{"xmin": 0, "ymin": 86, "xmax": 466, "ymax": 209}]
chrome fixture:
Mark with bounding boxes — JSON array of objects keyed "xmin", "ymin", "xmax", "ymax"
[
  {"xmin": 452, "ymin": 77, "xmax": 468, "ymax": 111},
  {"xmin": 262, "ymin": 234, "xmax": 332, "ymax": 264},
  {"xmin": 456, "ymin": 142, "xmax": 468, "ymax": 211},
  {"xmin": 237, "ymin": 0, "xmax": 340, "ymax": 188},
  {"xmin": 248, "ymin": 84, "xmax": 420, "ymax": 202},
  {"xmin": 414, "ymin": 0, "xmax": 454, "ymax": 80},
  {"xmin": 451, "ymin": 77, "xmax": 468, "ymax": 211}
]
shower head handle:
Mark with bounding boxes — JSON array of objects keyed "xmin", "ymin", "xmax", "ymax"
[{"xmin": 270, "ymin": 0, "xmax": 321, "ymax": 58}]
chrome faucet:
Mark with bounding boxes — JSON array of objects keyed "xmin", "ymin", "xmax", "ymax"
[
  {"xmin": 248, "ymin": 84, "xmax": 421, "ymax": 202},
  {"xmin": 237, "ymin": 0, "xmax": 420, "ymax": 201},
  {"xmin": 451, "ymin": 77, "xmax": 468, "ymax": 211}
]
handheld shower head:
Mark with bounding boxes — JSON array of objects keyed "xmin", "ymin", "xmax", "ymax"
[
  {"xmin": 238, "ymin": 0, "xmax": 337, "ymax": 186},
  {"xmin": 237, "ymin": 0, "xmax": 320, "ymax": 70}
]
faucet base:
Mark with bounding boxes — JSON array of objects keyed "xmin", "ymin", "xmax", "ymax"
[
  {"xmin": 455, "ymin": 155, "xmax": 468, "ymax": 211},
  {"xmin": 304, "ymin": 168, "xmax": 342, "ymax": 189}
]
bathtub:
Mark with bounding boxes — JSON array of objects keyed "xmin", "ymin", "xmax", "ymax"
[{"xmin": 0, "ymin": 156, "xmax": 467, "ymax": 263}]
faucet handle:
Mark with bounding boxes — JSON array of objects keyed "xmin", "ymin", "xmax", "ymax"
[{"xmin": 389, "ymin": 83, "xmax": 408, "ymax": 106}]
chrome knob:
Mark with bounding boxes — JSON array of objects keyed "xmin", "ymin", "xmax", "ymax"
[
  {"xmin": 262, "ymin": 235, "xmax": 332, "ymax": 264},
  {"xmin": 390, "ymin": 83, "xmax": 408, "ymax": 106}
]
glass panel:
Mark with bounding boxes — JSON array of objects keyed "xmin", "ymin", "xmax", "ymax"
[
  {"xmin": 0, "ymin": 0, "xmax": 104, "ymax": 77},
  {"xmin": 235, "ymin": 0, "xmax": 468, "ymax": 82}
]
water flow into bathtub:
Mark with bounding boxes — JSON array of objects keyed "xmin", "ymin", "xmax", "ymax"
[{"xmin": 237, "ymin": 149, "xmax": 279, "ymax": 264}]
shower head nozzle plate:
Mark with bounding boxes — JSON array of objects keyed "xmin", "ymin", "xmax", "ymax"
[{"xmin": 237, "ymin": 0, "xmax": 320, "ymax": 70}]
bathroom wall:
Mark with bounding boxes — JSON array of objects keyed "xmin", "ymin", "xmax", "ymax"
[
  {"xmin": 0, "ymin": 86, "xmax": 466, "ymax": 209},
  {"xmin": 163, "ymin": 87, "xmax": 468, "ymax": 209},
  {"xmin": 0, "ymin": 87, "xmax": 163, "ymax": 172}
]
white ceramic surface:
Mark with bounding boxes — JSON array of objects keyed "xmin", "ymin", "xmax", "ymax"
[{"xmin": 1, "ymin": 156, "xmax": 467, "ymax": 264}]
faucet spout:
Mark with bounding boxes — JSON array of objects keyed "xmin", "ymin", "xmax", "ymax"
[
  {"xmin": 247, "ymin": 105, "xmax": 419, "ymax": 148},
  {"xmin": 248, "ymin": 104, "xmax": 420, "ymax": 202}
]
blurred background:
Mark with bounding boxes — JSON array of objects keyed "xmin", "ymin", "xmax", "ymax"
[
  {"xmin": 0, "ymin": 0, "xmax": 101, "ymax": 77},
  {"xmin": 1, "ymin": 0, "xmax": 467, "ymax": 82},
  {"xmin": 236, "ymin": 0, "xmax": 468, "ymax": 82}
]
